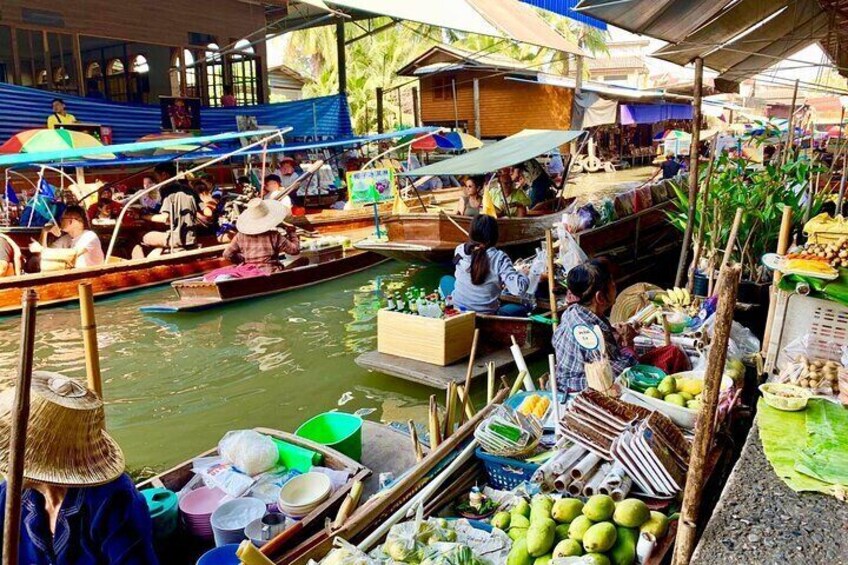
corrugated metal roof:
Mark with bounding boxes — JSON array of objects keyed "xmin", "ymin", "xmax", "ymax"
[{"xmin": 0, "ymin": 82, "xmax": 353, "ymax": 145}]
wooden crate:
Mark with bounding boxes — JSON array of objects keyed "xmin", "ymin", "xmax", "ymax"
[{"xmin": 377, "ymin": 310, "xmax": 476, "ymax": 366}]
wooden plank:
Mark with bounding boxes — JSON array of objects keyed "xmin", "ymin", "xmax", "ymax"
[{"xmin": 355, "ymin": 346, "xmax": 543, "ymax": 389}]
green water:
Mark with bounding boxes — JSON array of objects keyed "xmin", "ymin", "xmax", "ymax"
[{"xmin": 0, "ymin": 261, "xmax": 460, "ymax": 472}]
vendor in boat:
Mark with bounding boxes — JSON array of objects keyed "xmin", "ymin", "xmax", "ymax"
[
  {"xmin": 86, "ymin": 186, "xmax": 123, "ymax": 222},
  {"xmin": 457, "ymin": 176, "xmax": 483, "ymax": 217},
  {"xmin": 217, "ymin": 198, "xmax": 300, "ymax": 277},
  {"xmin": 132, "ymin": 163, "xmax": 198, "ymax": 258},
  {"xmin": 553, "ymin": 259, "xmax": 690, "ymax": 393},
  {"xmin": 0, "ymin": 234, "xmax": 21, "ymax": 277},
  {"xmin": 28, "ymin": 206, "xmax": 104, "ymax": 271},
  {"xmin": 0, "ymin": 372, "xmax": 157, "ymax": 563},
  {"xmin": 46, "ymin": 98, "xmax": 76, "ymax": 129},
  {"xmin": 511, "ymin": 162, "xmax": 555, "ymax": 209},
  {"xmin": 448, "ymin": 214, "xmax": 533, "ymax": 316},
  {"xmin": 489, "ymin": 168, "xmax": 530, "ymax": 218}
]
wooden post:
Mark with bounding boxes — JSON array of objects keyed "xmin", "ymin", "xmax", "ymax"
[
  {"xmin": 545, "ymin": 229, "xmax": 558, "ymax": 329},
  {"xmin": 675, "ymin": 57, "xmax": 704, "ymax": 288},
  {"xmin": 486, "ymin": 362, "xmax": 495, "ymax": 404},
  {"xmin": 713, "ymin": 207, "xmax": 743, "ymax": 297},
  {"xmin": 783, "ymin": 79, "xmax": 799, "ymax": 166},
  {"xmin": 672, "ymin": 264, "xmax": 741, "ymax": 565},
  {"xmin": 443, "ymin": 382, "xmax": 456, "ymax": 439},
  {"xmin": 762, "ymin": 206, "xmax": 794, "ymax": 352},
  {"xmin": 687, "ymin": 134, "xmax": 718, "ymax": 294},
  {"xmin": 72, "ymin": 34, "xmax": 85, "ymax": 97},
  {"xmin": 575, "ymin": 55, "xmax": 583, "ymax": 95},
  {"xmin": 376, "ymin": 87, "xmax": 384, "ymax": 134},
  {"xmin": 473, "ymin": 78, "xmax": 481, "ymax": 139},
  {"xmin": 78, "ymin": 283, "xmax": 102, "ymax": 398},
  {"xmin": 838, "ymin": 147, "xmax": 848, "ymax": 215},
  {"xmin": 428, "ymin": 395, "xmax": 442, "ymax": 449},
  {"xmin": 3, "ymin": 289, "xmax": 38, "ymax": 565},
  {"xmin": 412, "ymin": 86, "xmax": 420, "ymax": 128},
  {"xmin": 407, "ymin": 420, "xmax": 423, "ymax": 462},
  {"xmin": 460, "ymin": 329, "xmax": 480, "ymax": 423},
  {"xmin": 336, "ymin": 21, "xmax": 347, "ymax": 94}
]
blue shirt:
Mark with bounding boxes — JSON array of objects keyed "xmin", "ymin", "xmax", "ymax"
[
  {"xmin": 452, "ymin": 244, "xmax": 529, "ymax": 314},
  {"xmin": 0, "ymin": 474, "xmax": 158, "ymax": 564}
]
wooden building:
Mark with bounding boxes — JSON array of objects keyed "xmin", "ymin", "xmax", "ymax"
[
  {"xmin": 397, "ymin": 45, "xmax": 573, "ymax": 139},
  {"xmin": 0, "ymin": 0, "xmax": 267, "ymax": 106}
]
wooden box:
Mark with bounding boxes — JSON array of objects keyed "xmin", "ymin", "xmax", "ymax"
[{"xmin": 377, "ymin": 310, "xmax": 476, "ymax": 366}]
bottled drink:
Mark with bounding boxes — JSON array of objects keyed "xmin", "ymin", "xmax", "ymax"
[
  {"xmin": 409, "ymin": 294, "xmax": 418, "ymax": 315},
  {"xmin": 396, "ymin": 294, "xmax": 406, "ymax": 312},
  {"xmin": 386, "ymin": 293, "xmax": 395, "ymax": 311}
]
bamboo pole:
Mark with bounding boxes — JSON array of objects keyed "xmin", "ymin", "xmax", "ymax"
[
  {"xmin": 675, "ymin": 57, "xmax": 703, "ymax": 288},
  {"xmin": 459, "ymin": 329, "xmax": 480, "ymax": 424},
  {"xmin": 782, "ymin": 79, "xmax": 799, "ymax": 167},
  {"xmin": 332, "ymin": 480, "xmax": 363, "ymax": 529},
  {"xmin": 486, "ymin": 362, "xmax": 495, "ymax": 404},
  {"xmin": 762, "ymin": 206, "xmax": 794, "ymax": 354},
  {"xmin": 713, "ymin": 207, "xmax": 743, "ymax": 297},
  {"xmin": 672, "ymin": 264, "xmax": 741, "ymax": 565},
  {"xmin": 428, "ymin": 395, "xmax": 442, "ymax": 449},
  {"xmin": 687, "ymin": 134, "xmax": 719, "ymax": 294},
  {"xmin": 78, "ymin": 283, "xmax": 102, "ymax": 398},
  {"xmin": 407, "ymin": 420, "xmax": 424, "ymax": 462},
  {"xmin": 443, "ymin": 382, "xmax": 457, "ymax": 439},
  {"xmin": 3, "ymin": 289, "xmax": 38, "ymax": 565},
  {"xmin": 548, "ymin": 354, "xmax": 561, "ymax": 442},
  {"xmin": 456, "ymin": 385, "xmax": 476, "ymax": 420},
  {"xmin": 545, "ymin": 229, "xmax": 559, "ymax": 331}
]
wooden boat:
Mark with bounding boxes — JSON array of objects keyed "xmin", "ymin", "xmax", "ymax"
[
  {"xmin": 136, "ymin": 428, "xmax": 370, "ymax": 564},
  {"xmin": 355, "ymin": 312, "xmax": 554, "ymax": 389},
  {"xmin": 139, "ymin": 247, "xmax": 388, "ymax": 314},
  {"xmin": 0, "ymin": 244, "xmax": 228, "ymax": 316}
]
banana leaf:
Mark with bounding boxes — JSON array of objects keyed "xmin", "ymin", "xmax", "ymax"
[
  {"xmin": 757, "ymin": 399, "xmax": 843, "ymax": 497},
  {"xmin": 795, "ymin": 400, "xmax": 848, "ymax": 487},
  {"xmin": 778, "ymin": 270, "xmax": 848, "ymax": 307}
]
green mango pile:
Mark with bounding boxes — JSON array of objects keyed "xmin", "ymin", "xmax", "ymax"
[{"xmin": 498, "ymin": 495, "xmax": 670, "ymax": 565}]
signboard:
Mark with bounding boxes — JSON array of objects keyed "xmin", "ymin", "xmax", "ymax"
[
  {"xmin": 159, "ymin": 96, "xmax": 201, "ymax": 132},
  {"xmin": 346, "ymin": 168, "xmax": 395, "ymax": 204}
]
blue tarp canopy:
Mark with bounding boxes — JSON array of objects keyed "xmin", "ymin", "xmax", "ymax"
[
  {"xmin": 521, "ymin": 0, "xmax": 607, "ymax": 30},
  {"xmin": 620, "ymin": 104, "xmax": 692, "ymax": 125},
  {"xmin": 0, "ymin": 82, "xmax": 353, "ymax": 145}
]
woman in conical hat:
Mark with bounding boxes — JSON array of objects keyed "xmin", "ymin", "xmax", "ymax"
[
  {"xmin": 0, "ymin": 372, "xmax": 157, "ymax": 563},
  {"xmin": 218, "ymin": 197, "xmax": 301, "ymax": 278}
]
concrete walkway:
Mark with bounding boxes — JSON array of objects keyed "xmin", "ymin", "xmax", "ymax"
[{"xmin": 692, "ymin": 425, "xmax": 848, "ymax": 564}]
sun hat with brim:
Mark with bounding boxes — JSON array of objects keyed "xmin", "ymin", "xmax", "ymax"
[
  {"xmin": 236, "ymin": 198, "xmax": 291, "ymax": 235},
  {"xmin": 0, "ymin": 372, "xmax": 125, "ymax": 487}
]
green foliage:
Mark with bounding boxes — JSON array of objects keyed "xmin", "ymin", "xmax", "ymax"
[{"xmin": 668, "ymin": 152, "xmax": 825, "ymax": 281}]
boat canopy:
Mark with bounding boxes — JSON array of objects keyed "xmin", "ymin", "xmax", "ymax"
[{"xmin": 398, "ymin": 129, "xmax": 583, "ymax": 176}]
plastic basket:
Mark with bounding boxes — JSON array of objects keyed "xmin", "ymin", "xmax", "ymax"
[
  {"xmin": 475, "ymin": 447, "xmax": 539, "ymax": 490},
  {"xmin": 295, "ymin": 412, "xmax": 363, "ymax": 462}
]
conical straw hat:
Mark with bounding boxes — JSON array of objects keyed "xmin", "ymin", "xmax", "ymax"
[
  {"xmin": 0, "ymin": 372, "xmax": 125, "ymax": 487},
  {"xmin": 236, "ymin": 198, "xmax": 291, "ymax": 235}
]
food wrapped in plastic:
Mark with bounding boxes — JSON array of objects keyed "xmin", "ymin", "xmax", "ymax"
[
  {"xmin": 774, "ymin": 333, "xmax": 846, "ymax": 397},
  {"xmin": 650, "ymin": 180, "xmax": 670, "ymax": 203},
  {"xmin": 420, "ymin": 543, "xmax": 484, "ymax": 565},
  {"xmin": 218, "ymin": 430, "xmax": 279, "ymax": 476},
  {"xmin": 632, "ymin": 185, "xmax": 653, "ymax": 212},
  {"xmin": 379, "ymin": 519, "xmax": 457, "ymax": 563},
  {"xmin": 614, "ymin": 191, "xmax": 635, "ymax": 218},
  {"xmin": 316, "ymin": 538, "xmax": 379, "ymax": 565}
]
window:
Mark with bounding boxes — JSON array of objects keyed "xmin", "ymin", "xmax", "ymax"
[
  {"xmin": 228, "ymin": 38, "xmax": 259, "ymax": 105},
  {"xmin": 234, "ymin": 39, "xmax": 254, "ymax": 55},
  {"xmin": 107, "ymin": 58, "xmax": 125, "ymax": 75},
  {"xmin": 132, "ymin": 54, "xmax": 149, "ymax": 73},
  {"xmin": 86, "ymin": 61, "xmax": 102, "ymax": 78},
  {"xmin": 183, "ymin": 49, "xmax": 197, "ymax": 98},
  {"xmin": 53, "ymin": 66, "xmax": 69, "ymax": 85},
  {"xmin": 36, "ymin": 69, "xmax": 47, "ymax": 85},
  {"xmin": 204, "ymin": 43, "xmax": 224, "ymax": 106},
  {"xmin": 432, "ymin": 77, "xmax": 454, "ymax": 101}
]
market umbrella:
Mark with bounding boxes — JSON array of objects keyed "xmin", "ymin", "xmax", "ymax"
[
  {"xmin": 0, "ymin": 128, "xmax": 114, "ymax": 160},
  {"xmin": 826, "ymin": 125, "xmax": 846, "ymax": 138},
  {"xmin": 411, "ymin": 132, "xmax": 483, "ymax": 152},
  {"xmin": 131, "ymin": 132, "xmax": 213, "ymax": 156},
  {"xmin": 657, "ymin": 130, "xmax": 691, "ymax": 141}
]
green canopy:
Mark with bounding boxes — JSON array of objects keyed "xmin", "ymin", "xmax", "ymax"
[{"xmin": 399, "ymin": 129, "xmax": 584, "ymax": 176}]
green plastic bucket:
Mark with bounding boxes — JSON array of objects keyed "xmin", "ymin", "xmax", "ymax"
[{"xmin": 295, "ymin": 412, "xmax": 363, "ymax": 462}]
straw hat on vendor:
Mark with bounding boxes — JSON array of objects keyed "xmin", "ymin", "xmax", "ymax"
[
  {"xmin": 0, "ymin": 372, "xmax": 157, "ymax": 562},
  {"xmin": 236, "ymin": 197, "xmax": 291, "ymax": 235}
]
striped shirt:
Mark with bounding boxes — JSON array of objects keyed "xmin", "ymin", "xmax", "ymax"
[{"xmin": 452, "ymin": 244, "xmax": 529, "ymax": 314}]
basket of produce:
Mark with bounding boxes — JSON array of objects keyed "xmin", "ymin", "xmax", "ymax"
[
  {"xmin": 759, "ymin": 383, "xmax": 813, "ymax": 412},
  {"xmin": 505, "ymin": 391, "xmax": 567, "ymax": 431},
  {"xmin": 474, "ymin": 405, "xmax": 542, "ymax": 458},
  {"xmin": 474, "ymin": 448, "xmax": 540, "ymax": 490}
]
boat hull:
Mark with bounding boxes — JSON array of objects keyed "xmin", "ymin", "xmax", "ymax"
[{"xmin": 0, "ymin": 246, "xmax": 228, "ymax": 315}]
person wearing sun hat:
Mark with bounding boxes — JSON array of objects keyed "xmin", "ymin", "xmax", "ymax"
[
  {"xmin": 0, "ymin": 372, "xmax": 157, "ymax": 563},
  {"xmin": 219, "ymin": 197, "xmax": 301, "ymax": 276}
]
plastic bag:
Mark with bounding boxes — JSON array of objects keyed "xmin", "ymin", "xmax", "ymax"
[
  {"xmin": 774, "ymin": 333, "xmax": 846, "ymax": 396},
  {"xmin": 577, "ymin": 203, "xmax": 599, "ymax": 231},
  {"xmin": 316, "ymin": 538, "xmax": 379, "ymax": 565},
  {"xmin": 597, "ymin": 197, "xmax": 616, "ymax": 225},
  {"xmin": 218, "ymin": 430, "xmax": 279, "ymax": 476},
  {"xmin": 420, "ymin": 543, "xmax": 483, "ymax": 565},
  {"xmin": 557, "ymin": 225, "xmax": 589, "ymax": 275},
  {"xmin": 561, "ymin": 211, "xmax": 591, "ymax": 232},
  {"xmin": 380, "ymin": 519, "xmax": 458, "ymax": 563},
  {"xmin": 526, "ymin": 248, "xmax": 548, "ymax": 296},
  {"xmin": 193, "ymin": 457, "xmax": 256, "ymax": 498}
]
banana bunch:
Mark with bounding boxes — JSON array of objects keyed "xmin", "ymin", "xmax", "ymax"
[
  {"xmin": 660, "ymin": 287, "xmax": 691, "ymax": 309},
  {"xmin": 517, "ymin": 394, "xmax": 551, "ymax": 419}
]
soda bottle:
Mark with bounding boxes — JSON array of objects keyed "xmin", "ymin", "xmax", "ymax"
[
  {"xmin": 386, "ymin": 293, "xmax": 395, "ymax": 311},
  {"xmin": 396, "ymin": 293, "xmax": 406, "ymax": 313}
]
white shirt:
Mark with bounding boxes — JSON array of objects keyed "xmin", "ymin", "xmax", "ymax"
[{"xmin": 72, "ymin": 231, "xmax": 104, "ymax": 268}]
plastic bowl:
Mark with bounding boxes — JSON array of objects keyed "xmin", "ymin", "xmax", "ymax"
[
  {"xmin": 663, "ymin": 312, "xmax": 690, "ymax": 334},
  {"xmin": 211, "ymin": 497, "xmax": 266, "ymax": 548},
  {"xmin": 278, "ymin": 472, "xmax": 331, "ymax": 509},
  {"xmin": 197, "ymin": 544, "xmax": 241, "ymax": 565},
  {"xmin": 180, "ymin": 487, "xmax": 227, "ymax": 517},
  {"xmin": 759, "ymin": 383, "xmax": 812, "ymax": 411},
  {"xmin": 295, "ymin": 412, "xmax": 363, "ymax": 462}
]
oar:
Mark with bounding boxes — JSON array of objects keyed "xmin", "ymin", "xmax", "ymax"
[{"xmin": 267, "ymin": 160, "xmax": 325, "ymax": 202}]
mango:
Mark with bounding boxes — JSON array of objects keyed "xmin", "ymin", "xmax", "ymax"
[
  {"xmin": 657, "ymin": 376, "xmax": 677, "ymax": 396},
  {"xmin": 530, "ymin": 495, "xmax": 554, "ymax": 523},
  {"xmin": 513, "ymin": 499, "xmax": 531, "ymax": 519},
  {"xmin": 640, "ymin": 511, "xmax": 669, "ymax": 539},
  {"xmin": 551, "ymin": 498, "xmax": 584, "ymax": 524},
  {"xmin": 613, "ymin": 499, "xmax": 650, "ymax": 528},
  {"xmin": 568, "ymin": 515, "xmax": 594, "ymax": 542},
  {"xmin": 507, "ymin": 537, "xmax": 533, "ymax": 565},
  {"xmin": 583, "ymin": 522, "xmax": 617, "ymax": 553},
  {"xmin": 555, "ymin": 524, "xmax": 571, "ymax": 541},
  {"xmin": 509, "ymin": 527, "xmax": 528, "ymax": 541},
  {"xmin": 664, "ymin": 393, "xmax": 686, "ymax": 407},
  {"xmin": 677, "ymin": 377, "xmax": 704, "ymax": 396},
  {"xmin": 609, "ymin": 526, "xmax": 638, "ymax": 565},
  {"xmin": 644, "ymin": 387, "xmax": 663, "ymax": 399},
  {"xmin": 526, "ymin": 518, "xmax": 556, "ymax": 557},
  {"xmin": 511, "ymin": 514, "xmax": 531, "ymax": 530},
  {"xmin": 533, "ymin": 555, "xmax": 552, "ymax": 565},
  {"xmin": 686, "ymin": 400, "xmax": 701, "ymax": 410},
  {"xmin": 492, "ymin": 511, "xmax": 511, "ymax": 531},
  {"xmin": 679, "ymin": 391, "xmax": 694, "ymax": 402},
  {"xmin": 583, "ymin": 495, "xmax": 615, "ymax": 522},
  {"xmin": 552, "ymin": 539, "xmax": 583, "ymax": 558},
  {"xmin": 583, "ymin": 553, "xmax": 611, "ymax": 565}
]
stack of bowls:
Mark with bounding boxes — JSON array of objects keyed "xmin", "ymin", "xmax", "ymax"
[
  {"xmin": 141, "ymin": 487, "xmax": 179, "ymax": 539},
  {"xmin": 179, "ymin": 486, "xmax": 227, "ymax": 540},
  {"xmin": 210, "ymin": 497, "xmax": 266, "ymax": 547},
  {"xmin": 277, "ymin": 472, "xmax": 332, "ymax": 518}
]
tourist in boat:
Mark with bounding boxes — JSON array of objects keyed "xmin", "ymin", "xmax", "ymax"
[
  {"xmin": 132, "ymin": 163, "xmax": 198, "ymax": 258},
  {"xmin": 211, "ymin": 198, "xmax": 300, "ymax": 279},
  {"xmin": 139, "ymin": 175, "xmax": 161, "ymax": 212},
  {"xmin": 553, "ymin": 258, "xmax": 690, "ymax": 393},
  {"xmin": 28, "ymin": 206, "xmax": 104, "ymax": 271},
  {"xmin": 192, "ymin": 179, "xmax": 219, "ymax": 235},
  {"xmin": 278, "ymin": 157, "xmax": 300, "ymax": 187},
  {"xmin": 661, "ymin": 152, "xmax": 682, "ymax": 179},
  {"xmin": 511, "ymin": 162, "xmax": 555, "ymax": 209},
  {"xmin": 263, "ymin": 174, "xmax": 294, "ymax": 208},
  {"xmin": 0, "ymin": 372, "xmax": 157, "ymax": 563},
  {"xmin": 221, "ymin": 84, "xmax": 237, "ymax": 107},
  {"xmin": 0, "ymin": 234, "xmax": 21, "ymax": 277},
  {"xmin": 489, "ymin": 168, "xmax": 530, "ymax": 217},
  {"xmin": 447, "ymin": 214, "xmax": 532, "ymax": 316},
  {"xmin": 46, "ymin": 98, "xmax": 76, "ymax": 129},
  {"xmin": 86, "ymin": 186, "xmax": 123, "ymax": 222},
  {"xmin": 457, "ymin": 176, "xmax": 483, "ymax": 217}
]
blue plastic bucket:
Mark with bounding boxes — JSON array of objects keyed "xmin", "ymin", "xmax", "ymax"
[{"xmin": 197, "ymin": 544, "xmax": 240, "ymax": 565}]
